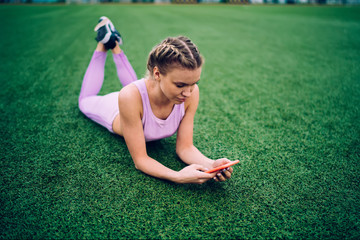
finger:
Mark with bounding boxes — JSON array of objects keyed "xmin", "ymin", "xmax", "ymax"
[
  {"xmin": 197, "ymin": 179, "xmax": 206, "ymax": 185},
  {"xmin": 199, "ymin": 172, "xmax": 217, "ymax": 180},
  {"xmin": 192, "ymin": 164, "xmax": 210, "ymax": 173},
  {"xmin": 216, "ymin": 172, "xmax": 226, "ymax": 182},
  {"xmin": 217, "ymin": 158, "xmax": 231, "ymax": 165},
  {"xmin": 221, "ymin": 167, "xmax": 233, "ymax": 174},
  {"xmin": 222, "ymin": 169, "xmax": 232, "ymax": 179},
  {"xmin": 198, "ymin": 176, "xmax": 214, "ymax": 184},
  {"xmin": 196, "ymin": 168, "xmax": 217, "ymax": 179}
]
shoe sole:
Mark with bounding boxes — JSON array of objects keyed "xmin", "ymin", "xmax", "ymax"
[
  {"xmin": 94, "ymin": 17, "xmax": 122, "ymax": 46},
  {"xmin": 94, "ymin": 18, "xmax": 109, "ymax": 32}
]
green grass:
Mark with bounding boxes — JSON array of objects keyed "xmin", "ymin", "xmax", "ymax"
[{"xmin": 1, "ymin": 4, "xmax": 360, "ymax": 239}]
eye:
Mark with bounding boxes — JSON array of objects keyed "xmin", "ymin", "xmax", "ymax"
[{"xmin": 176, "ymin": 84, "xmax": 185, "ymax": 88}]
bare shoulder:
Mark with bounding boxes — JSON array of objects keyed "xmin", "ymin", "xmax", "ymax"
[
  {"xmin": 118, "ymin": 83, "xmax": 143, "ymax": 117},
  {"xmin": 185, "ymin": 84, "xmax": 199, "ymax": 111},
  {"xmin": 119, "ymin": 83, "xmax": 140, "ymax": 101}
]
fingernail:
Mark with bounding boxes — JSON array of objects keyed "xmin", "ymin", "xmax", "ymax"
[
  {"xmin": 213, "ymin": 177, "xmax": 217, "ymax": 180},
  {"xmin": 217, "ymin": 173, "xmax": 221, "ymax": 177},
  {"xmin": 226, "ymin": 168, "xmax": 230, "ymax": 171}
]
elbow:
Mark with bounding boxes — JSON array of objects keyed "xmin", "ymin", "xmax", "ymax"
[
  {"xmin": 133, "ymin": 160, "xmax": 142, "ymax": 170},
  {"xmin": 134, "ymin": 163, "xmax": 140, "ymax": 170},
  {"xmin": 176, "ymin": 146, "xmax": 183, "ymax": 158},
  {"xmin": 133, "ymin": 157, "xmax": 146, "ymax": 171}
]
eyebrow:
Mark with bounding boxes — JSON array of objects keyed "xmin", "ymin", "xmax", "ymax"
[{"xmin": 175, "ymin": 79, "xmax": 201, "ymax": 86}]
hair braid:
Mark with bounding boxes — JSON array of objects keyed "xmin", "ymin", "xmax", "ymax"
[{"xmin": 147, "ymin": 36, "xmax": 203, "ymax": 78}]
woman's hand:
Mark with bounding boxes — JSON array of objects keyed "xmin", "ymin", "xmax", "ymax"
[
  {"xmin": 175, "ymin": 164, "xmax": 216, "ymax": 184},
  {"xmin": 212, "ymin": 158, "xmax": 235, "ymax": 182}
]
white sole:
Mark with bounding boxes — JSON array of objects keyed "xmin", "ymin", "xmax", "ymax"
[{"xmin": 94, "ymin": 18, "xmax": 109, "ymax": 32}]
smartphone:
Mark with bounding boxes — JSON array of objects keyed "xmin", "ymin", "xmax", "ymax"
[{"xmin": 205, "ymin": 160, "xmax": 240, "ymax": 173}]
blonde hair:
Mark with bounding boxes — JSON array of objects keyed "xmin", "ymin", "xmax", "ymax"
[{"xmin": 147, "ymin": 36, "xmax": 203, "ymax": 78}]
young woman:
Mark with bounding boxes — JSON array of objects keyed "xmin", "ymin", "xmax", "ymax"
[{"xmin": 79, "ymin": 17, "xmax": 237, "ymax": 184}]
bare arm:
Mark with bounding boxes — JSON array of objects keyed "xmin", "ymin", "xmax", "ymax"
[
  {"xmin": 176, "ymin": 85, "xmax": 214, "ymax": 169},
  {"xmin": 119, "ymin": 84, "xmax": 215, "ymax": 184},
  {"xmin": 176, "ymin": 85, "xmax": 234, "ymax": 182}
]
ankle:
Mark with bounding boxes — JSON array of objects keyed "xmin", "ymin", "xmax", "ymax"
[
  {"xmin": 95, "ymin": 42, "xmax": 107, "ymax": 52},
  {"xmin": 111, "ymin": 42, "xmax": 122, "ymax": 54}
]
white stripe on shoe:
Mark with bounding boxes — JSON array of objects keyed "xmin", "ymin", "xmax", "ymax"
[{"xmin": 94, "ymin": 18, "xmax": 109, "ymax": 32}]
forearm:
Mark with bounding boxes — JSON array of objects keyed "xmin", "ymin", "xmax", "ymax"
[
  {"xmin": 134, "ymin": 156, "xmax": 180, "ymax": 183},
  {"xmin": 176, "ymin": 145, "xmax": 214, "ymax": 169}
]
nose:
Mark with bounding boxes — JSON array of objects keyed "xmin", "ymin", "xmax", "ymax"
[{"xmin": 182, "ymin": 86, "xmax": 192, "ymax": 97}]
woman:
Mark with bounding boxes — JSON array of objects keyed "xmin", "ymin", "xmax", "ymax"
[{"xmin": 79, "ymin": 17, "xmax": 237, "ymax": 184}]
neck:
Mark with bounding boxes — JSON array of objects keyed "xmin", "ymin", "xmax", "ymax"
[{"xmin": 145, "ymin": 78, "xmax": 172, "ymax": 107}]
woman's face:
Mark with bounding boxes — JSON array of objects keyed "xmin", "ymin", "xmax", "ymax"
[{"xmin": 156, "ymin": 66, "xmax": 202, "ymax": 104}]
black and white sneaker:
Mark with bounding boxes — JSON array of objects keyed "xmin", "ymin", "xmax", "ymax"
[{"xmin": 94, "ymin": 16, "xmax": 123, "ymax": 49}]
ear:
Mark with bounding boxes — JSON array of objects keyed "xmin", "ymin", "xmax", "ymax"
[{"xmin": 153, "ymin": 66, "xmax": 161, "ymax": 81}]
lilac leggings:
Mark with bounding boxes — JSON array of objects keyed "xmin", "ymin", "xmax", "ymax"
[{"xmin": 78, "ymin": 51, "xmax": 137, "ymax": 132}]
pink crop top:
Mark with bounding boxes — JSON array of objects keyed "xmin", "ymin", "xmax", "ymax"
[{"xmin": 133, "ymin": 79, "xmax": 185, "ymax": 142}]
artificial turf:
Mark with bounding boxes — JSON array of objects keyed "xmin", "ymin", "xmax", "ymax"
[{"xmin": 1, "ymin": 3, "xmax": 360, "ymax": 239}]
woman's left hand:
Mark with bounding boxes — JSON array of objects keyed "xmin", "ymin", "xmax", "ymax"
[{"xmin": 212, "ymin": 158, "xmax": 235, "ymax": 182}]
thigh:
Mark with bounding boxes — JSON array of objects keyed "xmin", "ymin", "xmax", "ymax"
[{"xmin": 79, "ymin": 92, "xmax": 119, "ymax": 132}]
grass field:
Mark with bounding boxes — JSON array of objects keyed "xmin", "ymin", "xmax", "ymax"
[{"xmin": 1, "ymin": 3, "xmax": 360, "ymax": 239}]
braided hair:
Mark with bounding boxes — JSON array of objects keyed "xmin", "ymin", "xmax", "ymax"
[{"xmin": 147, "ymin": 36, "xmax": 203, "ymax": 77}]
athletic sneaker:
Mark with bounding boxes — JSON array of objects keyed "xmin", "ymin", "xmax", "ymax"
[{"xmin": 94, "ymin": 16, "xmax": 123, "ymax": 50}]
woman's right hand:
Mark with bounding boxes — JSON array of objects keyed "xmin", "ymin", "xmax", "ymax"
[{"xmin": 175, "ymin": 164, "xmax": 216, "ymax": 184}]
